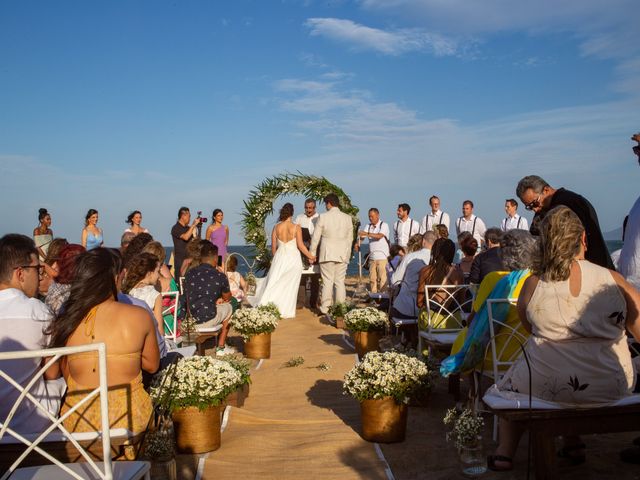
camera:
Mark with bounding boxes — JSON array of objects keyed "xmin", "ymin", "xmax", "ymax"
[{"xmin": 196, "ymin": 211, "xmax": 208, "ymax": 223}]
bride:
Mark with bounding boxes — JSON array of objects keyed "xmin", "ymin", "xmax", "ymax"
[{"xmin": 250, "ymin": 203, "xmax": 316, "ymax": 318}]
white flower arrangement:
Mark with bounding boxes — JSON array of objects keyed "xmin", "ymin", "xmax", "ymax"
[
  {"xmin": 218, "ymin": 353, "xmax": 252, "ymax": 386},
  {"xmin": 343, "ymin": 351, "xmax": 432, "ymax": 404},
  {"xmin": 151, "ymin": 356, "xmax": 242, "ymax": 411},
  {"xmin": 343, "ymin": 307, "xmax": 387, "ymax": 332},
  {"xmin": 443, "ymin": 408, "xmax": 485, "ymax": 449},
  {"xmin": 230, "ymin": 306, "xmax": 279, "ymax": 340}
]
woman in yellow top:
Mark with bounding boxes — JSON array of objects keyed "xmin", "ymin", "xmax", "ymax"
[
  {"xmin": 45, "ymin": 248, "xmax": 160, "ymax": 435},
  {"xmin": 440, "ymin": 229, "xmax": 537, "ymax": 376}
]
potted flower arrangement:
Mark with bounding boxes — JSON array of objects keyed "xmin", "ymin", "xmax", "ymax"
[
  {"xmin": 151, "ymin": 356, "xmax": 241, "ymax": 453},
  {"xmin": 141, "ymin": 418, "xmax": 176, "ymax": 480},
  {"xmin": 328, "ymin": 302, "xmax": 354, "ymax": 329},
  {"xmin": 343, "ymin": 351, "xmax": 432, "ymax": 443},
  {"xmin": 443, "ymin": 408, "xmax": 487, "ymax": 476},
  {"xmin": 343, "ymin": 307, "xmax": 387, "ymax": 358},
  {"xmin": 230, "ymin": 304, "xmax": 279, "ymax": 359},
  {"xmin": 219, "ymin": 353, "xmax": 252, "ymax": 408}
]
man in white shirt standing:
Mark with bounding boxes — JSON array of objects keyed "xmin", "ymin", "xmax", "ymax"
[
  {"xmin": 295, "ymin": 198, "xmax": 320, "ymax": 310},
  {"xmin": 357, "ymin": 208, "xmax": 390, "ymax": 293},
  {"xmin": 420, "ymin": 195, "xmax": 450, "ymax": 234},
  {"xmin": 0, "ymin": 234, "xmax": 65, "ymax": 434},
  {"xmin": 501, "ymin": 198, "xmax": 529, "ymax": 232},
  {"xmin": 455, "ymin": 200, "xmax": 487, "ymax": 249},
  {"xmin": 393, "ymin": 203, "xmax": 420, "ymax": 247}
]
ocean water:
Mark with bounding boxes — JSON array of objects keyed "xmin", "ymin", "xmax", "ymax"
[{"xmin": 165, "ymin": 241, "xmax": 624, "ymax": 277}]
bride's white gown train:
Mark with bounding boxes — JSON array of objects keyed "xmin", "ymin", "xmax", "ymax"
[{"xmin": 249, "ymin": 238, "xmax": 303, "ymax": 319}]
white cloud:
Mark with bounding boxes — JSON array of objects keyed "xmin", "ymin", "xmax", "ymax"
[{"xmin": 304, "ymin": 18, "xmax": 458, "ymax": 56}]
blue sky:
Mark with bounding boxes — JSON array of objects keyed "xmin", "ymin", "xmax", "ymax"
[{"xmin": 1, "ymin": 0, "xmax": 638, "ymax": 246}]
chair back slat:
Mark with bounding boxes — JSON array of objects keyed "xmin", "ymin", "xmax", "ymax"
[
  {"xmin": 161, "ymin": 291, "xmax": 180, "ymax": 344},
  {"xmin": 487, "ymin": 298, "xmax": 528, "ymax": 380},
  {"xmin": 424, "ymin": 284, "xmax": 473, "ymax": 333}
]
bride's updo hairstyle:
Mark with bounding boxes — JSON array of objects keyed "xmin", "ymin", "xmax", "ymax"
[{"xmin": 279, "ymin": 203, "xmax": 294, "ymax": 221}]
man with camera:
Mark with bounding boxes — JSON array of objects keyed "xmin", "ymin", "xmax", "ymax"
[{"xmin": 171, "ymin": 207, "xmax": 202, "ymax": 278}]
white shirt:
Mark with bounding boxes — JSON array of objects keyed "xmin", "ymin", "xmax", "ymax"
[
  {"xmin": 0, "ymin": 288, "xmax": 65, "ymax": 434},
  {"xmin": 500, "ymin": 214, "xmax": 529, "ymax": 232},
  {"xmin": 392, "ymin": 251, "xmax": 431, "ymax": 317},
  {"xmin": 363, "ymin": 221, "xmax": 390, "ymax": 260},
  {"xmin": 294, "ymin": 213, "xmax": 319, "ymax": 235},
  {"xmin": 393, "ymin": 217, "xmax": 420, "ymax": 247},
  {"xmin": 391, "ymin": 248, "xmax": 431, "ymax": 286},
  {"xmin": 619, "ymin": 196, "xmax": 640, "ymax": 290},
  {"xmin": 456, "ymin": 215, "xmax": 487, "ymax": 248},
  {"xmin": 420, "ymin": 210, "xmax": 450, "ymax": 233}
]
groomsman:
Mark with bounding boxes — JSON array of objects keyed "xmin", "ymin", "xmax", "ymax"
[
  {"xmin": 420, "ymin": 195, "xmax": 450, "ymax": 234},
  {"xmin": 393, "ymin": 203, "xmax": 420, "ymax": 247},
  {"xmin": 310, "ymin": 194, "xmax": 353, "ymax": 315},
  {"xmin": 501, "ymin": 199, "xmax": 529, "ymax": 232},
  {"xmin": 357, "ymin": 208, "xmax": 390, "ymax": 293},
  {"xmin": 455, "ymin": 200, "xmax": 487, "ymax": 249}
]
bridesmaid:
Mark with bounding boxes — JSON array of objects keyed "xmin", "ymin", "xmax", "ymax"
[
  {"xmin": 81, "ymin": 209, "xmax": 103, "ymax": 251},
  {"xmin": 205, "ymin": 209, "xmax": 229, "ymax": 270},
  {"xmin": 125, "ymin": 210, "xmax": 149, "ymax": 235},
  {"xmin": 33, "ymin": 208, "xmax": 53, "ymax": 261}
]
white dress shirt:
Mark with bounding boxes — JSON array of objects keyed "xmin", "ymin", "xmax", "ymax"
[
  {"xmin": 393, "ymin": 217, "xmax": 420, "ymax": 247},
  {"xmin": 456, "ymin": 215, "xmax": 487, "ymax": 247},
  {"xmin": 295, "ymin": 212, "xmax": 320, "ymax": 274},
  {"xmin": 363, "ymin": 221, "xmax": 390, "ymax": 260},
  {"xmin": 392, "ymin": 251, "xmax": 431, "ymax": 317},
  {"xmin": 619, "ymin": 196, "xmax": 640, "ymax": 290},
  {"xmin": 500, "ymin": 214, "xmax": 529, "ymax": 232},
  {"xmin": 391, "ymin": 248, "xmax": 431, "ymax": 286},
  {"xmin": 420, "ymin": 210, "xmax": 450, "ymax": 233}
]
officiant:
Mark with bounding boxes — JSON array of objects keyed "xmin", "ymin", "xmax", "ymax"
[{"xmin": 295, "ymin": 198, "xmax": 320, "ymax": 312}]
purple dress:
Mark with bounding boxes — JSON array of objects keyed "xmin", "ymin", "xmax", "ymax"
[{"xmin": 209, "ymin": 225, "xmax": 228, "ymax": 260}]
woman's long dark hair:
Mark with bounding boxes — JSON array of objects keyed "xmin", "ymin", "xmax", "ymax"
[
  {"xmin": 126, "ymin": 210, "xmax": 141, "ymax": 225},
  {"xmin": 46, "ymin": 248, "xmax": 120, "ymax": 348},
  {"xmin": 211, "ymin": 209, "xmax": 223, "ymax": 224},
  {"xmin": 122, "ymin": 252, "xmax": 159, "ymax": 293},
  {"xmin": 279, "ymin": 203, "xmax": 294, "ymax": 221},
  {"xmin": 423, "ymin": 238, "xmax": 456, "ymax": 285}
]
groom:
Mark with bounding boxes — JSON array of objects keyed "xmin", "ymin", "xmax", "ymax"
[{"xmin": 310, "ymin": 193, "xmax": 354, "ymax": 315}]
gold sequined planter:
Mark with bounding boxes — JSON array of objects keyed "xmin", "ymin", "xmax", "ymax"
[
  {"xmin": 353, "ymin": 330, "xmax": 383, "ymax": 359},
  {"xmin": 360, "ymin": 397, "xmax": 408, "ymax": 443},
  {"xmin": 171, "ymin": 405, "xmax": 221, "ymax": 454},
  {"xmin": 243, "ymin": 332, "xmax": 271, "ymax": 359}
]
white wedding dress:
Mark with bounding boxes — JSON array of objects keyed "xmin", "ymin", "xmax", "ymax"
[{"xmin": 249, "ymin": 238, "xmax": 303, "ymax": 319}]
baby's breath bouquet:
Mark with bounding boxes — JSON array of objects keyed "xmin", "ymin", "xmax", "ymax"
[
  {"xmin": 343, "ymin": 307, "xmax": 387, "ymax": 332},
  {"xmin": 443, "ymin": 408, "xmax": 485, "ymax": 449},
  {"xmin": 218, "ymin": 353, "xmax": 252, "ymax": 386},
  {"xmin": 256, "ymin": 302, "xmax": 282, "ymax": 320},
  {"xmin": 230, "ymin": 307, "xmax": 279, "ymax": 340},
  {"xmin": 328, "ymin": 302, "xmax": 355, "ymax": 318},
  {"xmin": 151, "ymin": 356, "xmax": 242, "ymax": 411},
  {"xmin": 343, "ymin": 351, "xmax": 432, "ymax": 404}
]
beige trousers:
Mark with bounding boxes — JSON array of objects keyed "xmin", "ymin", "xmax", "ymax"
[
  {"xmin": 368, "ymin": 259, "xmax": 388, "ymax": 293},
  {"xmin": 319, "ymin": 261, "xmax": 348, "ymax": 314}
]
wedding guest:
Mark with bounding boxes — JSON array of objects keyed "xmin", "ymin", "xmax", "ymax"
[
  {"xmin": 180, "ymin": 238, "xmax": 202, "ymax": 277},
  {"xmin": 120, "ymin": 231, "xmax": 135, "ymax": 254},
  {"xmin": 33, "ymin": 208, "xmax": 53, "ymax": 261},
  {"xmin": 81, "ymin": 209, "xmax": 103, "ymax": 251},
  {"xmin": 45, "ymin": 248, "xmax": 159, "ymax": 435},
  {"xmin": 183, "ymin": 241, "xmax": 235, "ymax": 354},
  {"xmin": 205, "ymin": 209, "xmax": 229, "ymax": 269},
  {"xmin": 40, "ymin": 237, "xmax": 69, "ymax": 298},
  {"xmin": 420, "ymin": 195, "xmax": 451, "ymax": 233},
  {"xmin": 295, "ymin": 199, "xmax": 320, "ymax": 310},
  {"xmin": 456, "ymin": 233, "xmax": 478, "ymax": 281},
  {"xmin": 0, "ymin": 234, "xmax": 65, "ymax": 434},
  {"xmin": 122, "ymin": 232, "xmax": 153, "ymax": 269},
  {"xmin": 357, "ymin": 208, "xmax": 390, "ymax": 293},
  {"xmin": 435, "ymin": 224, "xmax": 449, "ymax": 239},
  {"xmin": 391, "ymin": 232, "xmax": 436, "ymax": 286},
  {"xmin": 125, "ymin": 210, "xmax": 149, "ymax": 235},
  {"xmin": 469, "ymin": 228, "xmax": 505, "ymax": 285},
  {"xmin": 406, "ymin": 233, "xmax": 424, "ymax": 254},
  {"xmin": 386, "ymin": 245, "xmax": 405, "ymax": 284},
  {"xmin": 142, "ymin": 241, "xmax": 181, "ymax": 335},
  {"xmin": 45, "ymin": 244, "xmax": 85, "ymax": 314},
  {"xmin": 455, "ymin": 200, "xmax": 486, "ymax": 249},
  {"xmin": 618, "ymin": 133, "xmax": 640, "ymax": 290},
  {"xmin": 501, "ymin": 199, "xmax": 528, "ymax": 232},
  {"xmin": 393, "ymin": 203, "xmax": 420, "ymax": 248},
  {"xmin": 171, "ymin": 207, "xmax": 201, "ymax": 279},
  {"xmin": 487, "ymin": 207, "xmax": 640, "ymax": 471},
  {"xmin": 416, "ymin": 238, "xmax": 464, "ymax": 309},
  {"xmin": 516, "ymin": 175, "xmax": 613, "ymax": 269},
  {"xmin": 122, "ymin": 252, "xmax": 164, "ymax": 335},
  {"xmin": 226, "ymin": 255, "xmax": 247, "ymax": 307}
]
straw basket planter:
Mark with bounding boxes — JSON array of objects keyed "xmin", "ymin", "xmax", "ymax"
[
  {"xmin": 223, "ymin": 383, "xmax": 250, "ymax": 408},
  {"xmin": 354, "ymin": 330, "xmax": 383, "ymax": 358},
  {"xmin": 335, "ymin": 316, "xmax": 345, "ymax": 329},
  {"xmin": 244, "ymin": 332, "xmax": 271, "ymax": 359},
  {"xmin": 172, "ymin": 405, "xmax": 221, "ymax": 454},
  {"xmin": 360, "ymin": 397, "xmax": 408, "ymax": 443}
]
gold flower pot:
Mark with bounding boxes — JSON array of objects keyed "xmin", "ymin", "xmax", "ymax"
[
  {"xmin": 354, "ymin": 330, "xmax": 383, "ymax": 359},
  {"xmin": 223, "ymin": 383, "xmax": 250, "ymax": 408},
  {"xmin": 335, "ymin": 316, "xmax": 345, "ymax": 329},
  {"xmin": 171, "ymin": 405, "xmax": 221, "ymax": 454},
  {"xmin": 244, "ymin": 332, "xmax": 271, "ymax": 359},
  {"xmin": 360, "ymin": 397, "xmax": 408, "ymax": 443}
]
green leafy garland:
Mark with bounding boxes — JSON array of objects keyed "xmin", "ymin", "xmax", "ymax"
[{"xmin": 241, "ymin": 172, "xmax": 359, "ymax": 271}]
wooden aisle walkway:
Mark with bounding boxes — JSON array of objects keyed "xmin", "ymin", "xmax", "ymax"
[{"xmin": 201, "ymin": 308, "xmax": 390, "ymax": 479}]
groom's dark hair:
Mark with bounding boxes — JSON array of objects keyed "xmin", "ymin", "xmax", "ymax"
[{"xmin": 323, "ymin": 193, "xmax": 340, "ymax": 208}]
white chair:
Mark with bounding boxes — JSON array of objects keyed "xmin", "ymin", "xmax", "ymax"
[
  {"xmin": 0, "ymin": 343, "xmax": 150, "ymax": 480},
  {"xmin": 418, "ymin": 284, "xmax": 473, "ymax": 358},
  {"xmin": 161, "ymin": 290, "xmax": 181, "ymax": 346}
]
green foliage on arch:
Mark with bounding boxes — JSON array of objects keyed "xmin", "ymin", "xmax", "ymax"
[{"xmin": 241, "ymin": 173, "xmax": 359, "ymax": 271}]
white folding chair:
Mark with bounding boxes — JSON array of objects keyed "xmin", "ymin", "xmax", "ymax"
[
  {"xmin": 418, "ymin": 284, "xmax": 472, "ymax": 358},
  {"xmin": 161, "ymin": 290, "xmax": 181, "ymax": 346},
  {"xmin": 0, "ymin": 343, "xmax": 150, "ymax": 480}
]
